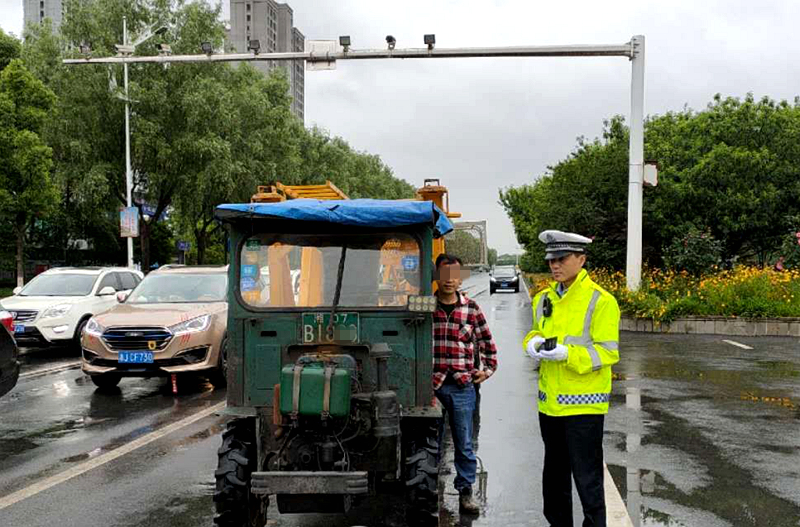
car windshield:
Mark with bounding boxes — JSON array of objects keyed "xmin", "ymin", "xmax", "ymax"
[
  {"xmin": 19, "ymin": 274, "xmax": 98, "ymax": 297},
  {"xmin": 494, "ymin": 267, "xmax": 517, "ymax": 277},
  {"xmin": 126, "ymin": 274, "xmax": 228, "ymax": 304},
  {"xmin": 239, "ymin": 233, "xmax": 421, "ymax": 309}
]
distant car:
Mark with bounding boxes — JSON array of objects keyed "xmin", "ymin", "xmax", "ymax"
[
  {"xmin": 80, "ymin": 265, "xmax": 228, "ymax": 389},
  {"xmin": 0, "ymin": 267, "xmax": 143, "ymax": 350},
  {"xmin": 490, "ymin": 266, "xmax": 520, "ymax": 294},
  {"xmin": 0, "ymin": 314, "xmax": 20, "ymax": 397}
]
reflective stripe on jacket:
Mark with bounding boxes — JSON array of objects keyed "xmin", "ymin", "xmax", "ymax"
[{"xmin": 522, "ymin": 269, "xmax": 620, "ymax": 416}]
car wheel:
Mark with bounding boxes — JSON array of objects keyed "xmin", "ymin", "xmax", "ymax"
[
  {"xmin": 90, "ymin": 374, "xmax": 121, "ymax": 389},
  {"xmin": 490, "ymin": 287, "xmax": 495, "ymax": 295},
  {"xmin": 73, "ymin": 318, "xmax": 90, "ymax": 353},
  {"xmin": 514, "ymin": 286, "xmax": 520, "ymax": 293},
  {"xmin": 210, "ymin": 337, "xmax": 228, "ymax": 388}
]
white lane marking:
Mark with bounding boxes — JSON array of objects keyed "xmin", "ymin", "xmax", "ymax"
[
  {"xmin": 0, "ymin": 401, "xmax": 226, "ymax": 511},
  {"xmin": 605, "ymin": 463, "xmax": 634, "ymax": 527},
  {"xmin": 723, "ymin": 339, "xmax": 753, "ymax": 350},
  {"xmin": 19, "ymin": 362, "xmax": 81, "ymax": 379},
  {"xmin": 520, "ymin": 274, "xmax": 531, "ymax": 304}
]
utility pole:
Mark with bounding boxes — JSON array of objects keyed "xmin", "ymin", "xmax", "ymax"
[
  {"xmin": 626, "ymin": 35, "xmax": 645, "ymax": 291},
  {"xmin": 123, "ymin": 16, "xmax": 134, "ymax": 269}
]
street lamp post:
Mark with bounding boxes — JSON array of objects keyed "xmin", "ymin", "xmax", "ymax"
[{"xmin": 123, "ymin": 16, "xmax": 133, "ymax": 269}]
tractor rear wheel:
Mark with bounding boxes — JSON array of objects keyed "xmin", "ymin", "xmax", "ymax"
[
  {"xmin": 213, "ymin": 417, "xmax": 268, "ymax": 527},
  {"xmin": 404, "ymin": 423, "xmax": 439, "ymax": 521}
]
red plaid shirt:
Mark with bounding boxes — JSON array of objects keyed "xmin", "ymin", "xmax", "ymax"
[{"xmin": 432, "ymin": 291, "xmax": 498, "ymax": 390}]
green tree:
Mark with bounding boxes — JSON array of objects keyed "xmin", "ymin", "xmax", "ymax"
[
  {"xmin": 502, "ymin": 94, "xmax": 800, "ymax": 273},
  {"xmin": 19, "ymin": 0, "xmax": 418, "ymax": 273},
  {"xmin": 0, "ymin": 59, "xmax": 58, "ymax": 286},
  {"xmin": 172, "ymin": 65, "xmax": 299, "ymax": 264},
  {"xmin": 445, "ymin": 230, "xmax": 482, "ymax": 264},
  {"xmin": 0, "ymin": 29, "xmax": 21, "ymax": 71},
  {"xmin": 488, "ymin": 248, "xmax": 498, "ymax": 266}
]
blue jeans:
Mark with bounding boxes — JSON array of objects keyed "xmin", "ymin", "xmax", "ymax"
[{"xmin": 436, "ymin": 382, "xmax": 477, "ymax": 493}]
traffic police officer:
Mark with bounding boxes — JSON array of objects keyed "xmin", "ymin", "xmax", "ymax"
[{"xmin": 522, "ymin": 230, "xmax": 620, "ymax": 527}]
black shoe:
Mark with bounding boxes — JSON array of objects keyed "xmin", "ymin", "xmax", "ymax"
[{"xmin": 459, "ymin": 488, "xmax": 480, "ymax": 515}]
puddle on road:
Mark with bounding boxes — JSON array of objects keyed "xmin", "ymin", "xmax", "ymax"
[{"xmin": 609, "ymin": 343, "xmax": 800, "ymax": 527}]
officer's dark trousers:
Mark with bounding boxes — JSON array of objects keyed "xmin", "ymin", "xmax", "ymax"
[{"xmin": 539, "ymin": 413, "xmax": 606, "ymax": 527}]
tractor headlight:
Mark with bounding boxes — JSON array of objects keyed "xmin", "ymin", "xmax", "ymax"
[{"xmin": 408, "ymin": 295, "xmax": 437, "ymax": 313}]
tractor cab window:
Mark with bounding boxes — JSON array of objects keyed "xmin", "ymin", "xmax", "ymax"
[{"xmin": 239, "ymin": 233, "xmax": 421, "ymax": 308}]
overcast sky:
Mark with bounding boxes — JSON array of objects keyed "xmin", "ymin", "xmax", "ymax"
[{"xmin": 3, "ymin": 0, "xmax": 800, "ymax": 253}]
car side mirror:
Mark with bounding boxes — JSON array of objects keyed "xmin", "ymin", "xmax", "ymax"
[
  {"xmin": 98, "ymin": 286, "xmax": 116, "ymax": 296},
  {"xmin": 116, "ymin": 292, "xmax": 128, "ymax": 303},
  {"xmin": 12, "ymin": 287, "xmax": 22, "ymax": 295}
]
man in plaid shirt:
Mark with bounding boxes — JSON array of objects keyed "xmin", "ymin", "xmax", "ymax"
[{"xmin": 433, "ymin": 254, "xmax": 498, "ymax": 514}]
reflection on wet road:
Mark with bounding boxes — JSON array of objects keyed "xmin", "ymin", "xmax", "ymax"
[{"xmin": 606, "ymin": 334, "xmax": 800, "ymax": 527}]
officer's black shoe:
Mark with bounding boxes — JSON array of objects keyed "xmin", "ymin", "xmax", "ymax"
[{"xmin": 459, "ymin": 487, "xmax": 481, "ymax": 515}]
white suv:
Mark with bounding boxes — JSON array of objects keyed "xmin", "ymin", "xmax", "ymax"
[{"xmin": 0, "ymin": 267, "xmax": 143, "ymax": 349}]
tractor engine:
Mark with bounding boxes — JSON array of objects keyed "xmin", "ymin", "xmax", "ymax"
[{"xmin": 266, "ymin": 347, "xmax": 400, "ymax": 491}]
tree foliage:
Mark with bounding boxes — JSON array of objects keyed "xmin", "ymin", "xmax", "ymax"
[
  {"xmin": 445, "ymin": 230, "xmax": 483, "ymax": 265},
  {"xmin": 11, "ymin": 0, "xmax": 415, "ymax": 275},
  {"xmin": 0, "ymin": 58, "xmax": 58, "ymax": 285},
  {"xmin": 501, "ymin": 94, "xmax": 800, "ymax": 273}
]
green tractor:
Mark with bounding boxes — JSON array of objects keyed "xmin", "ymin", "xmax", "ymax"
[{"xmin": 212, "ymin": 197, "xmax": 454, "ymax": 526}]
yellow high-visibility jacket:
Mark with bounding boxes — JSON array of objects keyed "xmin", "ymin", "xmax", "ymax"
[{"xmin": 522, "ymin": 269, "xmax": 620, "ymax": 416}]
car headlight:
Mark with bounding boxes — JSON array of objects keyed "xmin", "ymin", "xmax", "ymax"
[
  {"xmin": 489, "ymin": 276, "xmax": 496, "ymax": 282},
  {"xmin": 169, "ymin": 315, "xmax": 211, "ymax": 336},
  {"xmin": 85, "ymin": 317, "xmax": 105, "ymax": 337},
  {"xmin": 42, "ymin": 303, "xmax": 74, "ymax": 319}
]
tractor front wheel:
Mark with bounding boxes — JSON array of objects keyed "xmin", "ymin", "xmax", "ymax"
[
  {"xmin": 404, "ymin": 422, "xmax": 439, "ymax": 521},
  {"xmin": 213, "ymin": 417, "xmax": 268, "ymax": 527}
]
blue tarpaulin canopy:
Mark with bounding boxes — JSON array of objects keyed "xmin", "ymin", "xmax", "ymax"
[{"xmin": 215, "ymin": 199, "xmax": 454, "ymax": 237}]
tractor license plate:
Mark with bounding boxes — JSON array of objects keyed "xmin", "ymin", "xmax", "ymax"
[
  {"xmin": 302, "ymin": 313, "xmax": 360, "ymax": 343},
  {"xmin": 118, "ymin": 351, "xmax": 154, "ymax": 363},
  {"xmin": 14, "ymin": 324, "xmax": 25, "ymax": 334}
]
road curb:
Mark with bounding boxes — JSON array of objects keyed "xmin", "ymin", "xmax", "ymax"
[
  {"xmin": 605, "ymin": 462, "xmax": 634, "ymax": 527},
  {"xmin": 620, "ymin": 315, "xmax": 800, "ymax": 337}
]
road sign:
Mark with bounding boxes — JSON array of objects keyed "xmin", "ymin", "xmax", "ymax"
[{"xmin": 120, "ymin": 207, "xmax": 139, "ymax": 237}]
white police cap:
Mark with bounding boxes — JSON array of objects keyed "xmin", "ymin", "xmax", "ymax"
[{"xmin": 539, "ymin": 230, "xmax": 592, "ymax": 260}]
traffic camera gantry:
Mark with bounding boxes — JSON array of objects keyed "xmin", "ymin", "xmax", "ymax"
[{"xmin": 64, "ymin": 32, "xmax": 649, "ymax": 290}]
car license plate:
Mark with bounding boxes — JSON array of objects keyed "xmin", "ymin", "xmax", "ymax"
[
  {"xmin": 302, "ymin": 313, "xmax": 360, "ymax": 343},
  {"xmin": 118, "ymin": 351, "xmax": 154, "ymax": 363},
  {"xmin": 501, "ymin": 282, "xmax": 508, "ymax": 288},
  {"xmin": 14, "ymin": 324, "xmax": 25, "ymax": 334}
]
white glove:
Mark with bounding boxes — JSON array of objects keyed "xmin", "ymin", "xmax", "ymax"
[
  {"xmin": 526, "ymin": 336, "xmax": 545, "ymax": 359},
  {"xmin": 539, "ymin": 343, "xmax": 568, "ymax": 362}
]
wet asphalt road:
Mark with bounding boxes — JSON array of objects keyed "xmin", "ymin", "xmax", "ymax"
[
  {"xmin": 1, "ymin": 274, "xmax": 798, "ymax": 527},
  {"xmin": 606, "ymin": 333, "xmax": 800, "ymax": 527}
]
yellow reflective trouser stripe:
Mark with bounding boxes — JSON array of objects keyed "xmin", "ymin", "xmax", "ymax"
[{"xmin": 563, "ymin": 290, "xmax": 603, "ymax": 371}]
